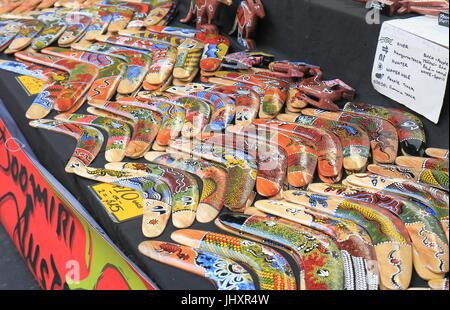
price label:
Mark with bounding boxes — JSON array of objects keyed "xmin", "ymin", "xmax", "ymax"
[
  {"xmin": 16, "ymin": 75, "xmax": 45, "ymax": 96},
  {"xmin": 90, "ymin": 183, "xmax": 144, "ymax": 223}
]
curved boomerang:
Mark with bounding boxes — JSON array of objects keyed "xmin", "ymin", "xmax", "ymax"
[
  {"xmin": 308, "ymin": 183, "xmax": 449, "ymax": 279},
  {"xmin": 105, "ymin": 162, "xmax": 200, "ymax": 229},
  {"xmin": 57, "ymin": 13, "xmax": 92, "ymax": 47},
  {"xmin": 55, "ymin": 113, "xmax": 131, "ymax": 163},
  {"xmin": 216, "ymin": 213, "xmax": 345, "ymax": 290},
  {"xmin": 5, "ymin": 19, "xmax": 44, "ymax": 53},
  {"xmin": 301, "ymin": 108, "xmax": 399, "ymax": 164},
  {"xmin": 254, "ymin": 199, "xmax": 379, "ymax": 290},
  {"xmin": 168, "ymin": 138, "xmax": 257, "ymax": 212},
  {"xmin": 96, "ymin": 34, "xmax": 178, "ymax": 86},
  {"xmin": 29, "ymin": 119, "xmax": 103, "ymax": 173},
  {"xmin": 41, "ymin": 47, "xmax": 126, "ymax": 103},
  {"xmin": 344, "ymin": 102, "xmax": 426, "ymax": 157},
  {"xmin": 368, "ymin": 164, "xmax": 449, "ymax": 191},
  {"xmin": 89, "ymin": 100, "xmax": 163, "ymax": 159},
  {"xmin": 282, "ymin": 113, "xmax": 371, "ymax": 173},
  {"xmin": 227, "ymin": 124, "xmax": 318, "ymax": 188},
  {"xmin": 138, "ymin": 241, "xmax": 255, "ymax": 290},
  {"xmin": 345, "ymin": 173, "xmax": 449, "ymax": 241},
  {"xmin": 71, "ymin": 41, "xmax": 153, "ymax": 95},
  {"xmin": 252, "ymin": 118, "xmax": 344, "ymax": 183},
  {"xmin": 172, "ymin": 229, "xmax": 297, "ymax": 290},
  {"xmin": 145, "ymin": 151, "xmax": 228, "ymax": 223},
  {"xmin": 283, "ymin": 190, "xmax": 413, "ymax": 290},
  {"xmin": 395, "ymin": 156, "xmax": 449, "ymax": 172},
  {"xmin": 116, "ymin": 96, "xmax": 186, "ymax": 148},
  {"xmin": 15, "ymin": 51, "xmax": 99, "ymax": 112},
  {"xmin": 199, "ymin": 132, "xmax": 287, "ymax": 197}
]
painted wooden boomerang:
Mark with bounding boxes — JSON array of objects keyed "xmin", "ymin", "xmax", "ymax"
[
  {"xmin": 0, "ymin": 60, "xmax": 79, "ymax": 120},
  {"xmin": 368, "ymin": 164, "xmax": 449, "ymax": 191},
  {"xmin": 426, "ymin": 148, "xmax": 449, "ymax": 160},
  {"xmin": 301, "ymin": 108, "xmax": 399, "ymax": 164},
  {"xmin": 136, "ymin": 92, "xmax": 212, "ymax": 139},
  {"xmin": 31, "ymin": 15, "xmax": 67, "ymax": 50},
  {"xmin": 203, "ymin": 71, "xmax": 289, "ymax": 118},
  {"xmin": 101, "ymin": 0, "xmax": 151, "ymax": 30},
  {"xmin": 308, "ymin": 183, "xmax": 449, "ymax": 279},
  {"xmin": 41, "ymin": 47, "xmax": 126, "ymax": 103},
  {"xmin": 226, "ymin": 124, "xmax": 318, "ymax": 188},
  {"xmin": 95, "ymin": 34, "xmax": 177, "ymax": 86},
  {"xmin": 138, "ymin": 241, "xmax": 255, "ymax": 290},
  {"xmin": 55, "ymin": 113, "xmax": 131, "ymax": 163},
  {"xmin": 4, "ymin": 18, "xmax": 44, "ymax": 53},
  {"xmin": 167, "ymin": 87, "xmax": 236, "ymax": 135},
  {"xmin": 83, "ymin": 6, "xmax": 112, "ymax": 40},
  {"xmin": 182, "ymin": 83, "xmax": 261, "ymax": 125},
  {"xmin": 73, "ymin": 166, "xmax": 172, "ymax": 238},
  {"xmin": 345, "ymin": 173, "xmax": 449, "ymax": 241},
  {"xmin": 0, "ymin": 21, "xmax": 22, "ymax": 52},
  {"xmin": 15, "ymin": 51, "xmax": 99, "ymax": 112},
  {"xmin": 118, "ymin": 30, "xmax": 204, "ymax": 80},
  {"xmin": 396, "ymin": 156, "xmax": 449, "ymax": 172},
  {"xmin": 146, "ymin": 26, "xmax": 230, "ymax": 72},
  {"xmin": 172, "ymin": 229, "xmax": 297, "ymax": 290},
  {"xmin": 251, "ymin": 119, "xmax": 344, "ymax": 183},
  {"xmin": 29, "ymin": 119, "xmax": 103, "ymax": 173},
  {"xmin": 71, "ymin": 41, "xmax": 152, "ymax": 94},
  {"xmin": 145, "ymin": 151, "xmax": 228, "ymax": 223},
  {"xmin": 168, "ymin": 138, "xmax": 257, "ymax": 212},
  {"xmin": 344, "ymin": 102, "xmax": 426, "ymax": 157},
  {"xmin": 198, "ymin": 132, "xmax": 287, "ymax": 197},
  {"xmin": 282, "ymin": 190, "xmax": 413, "ymax": 290},
  {"xmin": 57, "ymin": 13, "xmax": 92, "ymax": 47},
  {"xmin": 105, "ymin": 162, "xmax": 200, "ymax": 229},
  {"xmin": 278, "ymin": 113, "xmax": 371, "ymax": 173},
  {"xmin": 215, "ymin": 214, "xmax": 345, "ymax": 290},
  {"xmin": 89, "ymin": 100, "xmax": 163, "ymax": 159},
  {"xmin": 101, "ymin": 5, "xmax": 134, "ymax": 32},
  {"xmin": 115, "ymin": 96, "xmax": 185, "ymax": 149},
  {"xmin": 253, "ymin": 199, "xmax": 379, "ymax": 290}
]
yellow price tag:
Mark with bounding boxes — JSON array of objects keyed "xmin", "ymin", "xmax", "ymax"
[
  {"xmin": 16, "ymin": 75, "xmax": 45, "ymax": 96},
  {"xmin": 90, "ymin": 183, "xmax": 144, "ymax": 223}
]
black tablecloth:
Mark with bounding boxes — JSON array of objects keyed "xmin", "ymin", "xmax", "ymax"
[{"xmin": 0, "ymin": 0, "xmax": 448, "ymax": 290}]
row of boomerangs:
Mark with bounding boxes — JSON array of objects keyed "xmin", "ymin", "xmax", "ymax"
[{"xmin": 0, "ymin": 0, "xmax": 449, "ymax": 291}]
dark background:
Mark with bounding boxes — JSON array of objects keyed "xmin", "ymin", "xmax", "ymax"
[{"xmin": 0, "ymin": 0, "xmax": 448, "ymax": 290}]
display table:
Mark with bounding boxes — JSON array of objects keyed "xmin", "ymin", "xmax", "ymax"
[{"xmin": 0, "ymin": 0, "xmax": 448, "ymax": 290}]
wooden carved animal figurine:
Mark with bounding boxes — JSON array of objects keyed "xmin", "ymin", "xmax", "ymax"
[
  {"xmin": 230, "ymin": 0, "xmax": 265, "ymax": 50},
  {"xmin": 180, "ymin": 0, "xmax": 233, "ymax": 34}
]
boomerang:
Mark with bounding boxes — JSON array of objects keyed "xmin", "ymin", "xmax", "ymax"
[
  {"xmin": 29, "ymin": 119, "xmax": 103, "ymax": 173},
  {"xmin": 395, "ymin": 156, "xmax": 449, "ymax": 172},
  {"xmin": 145, "ymin": 151, "xmax": 228, "ymax": 223},
  {"xmin": 168, "ymin": 138, "xmax": 257, "ymax": 212},
  {"xmin": 344, "ymin": 102, "xmax": 426, "ymax": 157},
  {"xmin": 215, "ymin": 213, "xmax": 345, "ymax": 290},
  {"xmin": 301, "ymin": 108, "xmax": 399, "ymax": 164},
  {"xmin": 282, "ymin": 190, "xmax": 413, "ymax": 290},
  {"xmin": 308, "ymin": 183, "xmax": 449, "ymax": 280},
  {"xmin": 253, "ymin": 199, "xmax": 379, "ymax": 290},
  {"xmin": 172, "ymin": 229, "xmax": 297, "ymax": 290},
  {"xmin": 138, "ymin": 241, "xmax": 256, "ymax": 290}
]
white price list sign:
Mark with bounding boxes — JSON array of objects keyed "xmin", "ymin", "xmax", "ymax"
[{"xmin": 372, "ymin": 17, "xmax": 449, "ymax": 124}]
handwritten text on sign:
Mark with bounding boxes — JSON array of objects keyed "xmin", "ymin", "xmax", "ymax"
[{"xmin": 372, "ymin": 22, "xmax": 449, "ymax": 124}]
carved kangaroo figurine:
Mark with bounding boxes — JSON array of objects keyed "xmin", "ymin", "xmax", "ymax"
[
  {"xmin": 181, "ymin": 0, "xmax": 233, "ymax": 34},
  {"xmin": 230, "ymin": 0, "xmax": 265, "ymax": 50}
]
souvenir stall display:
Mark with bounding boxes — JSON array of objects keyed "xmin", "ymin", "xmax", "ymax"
[{"xmin": 0, "ymin": 0, "xmax": 448, "ymax": 291}]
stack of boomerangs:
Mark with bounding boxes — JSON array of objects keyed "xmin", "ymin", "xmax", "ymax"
[{"xmin": 1, "ymin": 0, "xmax": 448, "ymax": 291}]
